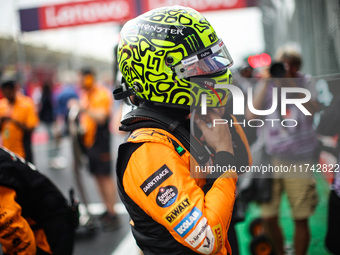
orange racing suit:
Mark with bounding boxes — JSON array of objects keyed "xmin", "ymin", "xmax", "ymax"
[
  {"xmin": 116, "ymin": 113, "xmax": 251, "ymax": 255},
  {"xmin": 0, "ymin": 147, "xmax": 76, "ymax": 255}
]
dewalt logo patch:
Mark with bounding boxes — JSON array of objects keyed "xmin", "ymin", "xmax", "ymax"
[{"xmin": 163, "ymin": 195, "xmax": 192, "ymax": 225}]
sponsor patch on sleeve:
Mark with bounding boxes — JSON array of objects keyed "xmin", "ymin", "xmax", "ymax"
[
  {"xmin": 185, "ymin": 217, "xmax": 209, "ymax": 248},
  {"xmin": 140, "ymin": 164, "xmax": 173, "ymax": 196},
  {"xmin": 156, "ymin": 186, "xmax": 178, "ymax": 207},
  {"xmin": 212, "ymin": 224, "xmax": 224, "ymax": 251},
  {"xmin": 174, "ymin": 207, "xmax": 202, "ymax": 237},
  {"xmin": 197, "ymin": 231, "xmax": 215, "ymax": 254},
  {"xmin": 163, "ymin": 195, "xmax": 192, "ymax": 225}
]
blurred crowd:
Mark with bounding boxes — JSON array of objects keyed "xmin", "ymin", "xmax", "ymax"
[
  {"xmin": 229, "ymin": 45, "xmax": 339, "ymax": 255},
  {"xmin": 0, "ymin": 65, "xmax": 122, "ymax": 166}
]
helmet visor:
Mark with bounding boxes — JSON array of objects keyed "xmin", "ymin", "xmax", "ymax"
[{"xmin": 174, "ymin": 40, "xmax": 233, "ymax": 79}]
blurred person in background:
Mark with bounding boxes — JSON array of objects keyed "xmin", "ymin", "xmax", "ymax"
[
  {"xmin": 73, "ymin": 67, "xmax": 119, "ymax": 231},
  {"xmin": 55, "ymin": 74, "xmax": 79, "ymax": 136},
  {"xmin": 317, "ymin": 97, "xmax": 340, "ymax": 255},
  {"xmin": 0, "ymin": 146, "xmax": 76, "ymax": 255},
  {"xmin": 39, "ymin": 81, "xmax": 54, "ymax": 129},
  {"xmin": 38, "ymin": 81, "xmax": 61, "ymax": 169},
  {"xmin": 246, "ymin": 45, "xmax": 319, "ymax": 255},
  {"xmin": 0, "ymin": 72, "xmax": 39, "ymax": 163},
  {"xmin": 51, "ymin": 77, "xmax": 80, "ymax": 169}
]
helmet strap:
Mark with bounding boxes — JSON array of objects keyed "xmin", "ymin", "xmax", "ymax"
[{"xmin": 113, "ymin": 77, "xmax": 135, "ymax": 101}]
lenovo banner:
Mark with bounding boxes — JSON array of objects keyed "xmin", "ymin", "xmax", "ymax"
[
  {"xmin": 19, "ymin": 0, "xmax": 135, "ymax": 32},
  {"xmin": 19, "ymin": 0, "xmax": 253, "ymax": 32},
  {"xmin": 142, "ymin": 0, "xmax": 247, "ymax": 14}
]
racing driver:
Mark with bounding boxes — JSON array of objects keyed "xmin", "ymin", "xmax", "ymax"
[{"xmin": 114, "ymin": 6, "xmax": 252, "ymax": 255}]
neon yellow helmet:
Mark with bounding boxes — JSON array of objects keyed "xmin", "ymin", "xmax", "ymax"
[{"xmin": 117, "ymin": 6, "xmax": 233, "ymax": 108}]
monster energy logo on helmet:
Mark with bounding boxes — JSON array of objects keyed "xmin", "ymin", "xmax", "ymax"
[
  {"xmin": 138, "ymin": 23, "xmax": 185, "ymax": 35},
  {"xmin": 184, "ymin": 34, "xmax": 200, "ymax": 52}
]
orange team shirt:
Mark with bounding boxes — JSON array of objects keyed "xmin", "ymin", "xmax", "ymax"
[
  {"xmin": 80, "ymin": 85, "xmax": 112, "ymax": 148},
  {"xmin": 0, "ymin": 93, "xmax": 39, "ymax": 158}
]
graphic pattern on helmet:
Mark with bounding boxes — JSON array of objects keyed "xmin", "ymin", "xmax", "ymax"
[{"xmin": 118, "ymin": 6, "xmax": 232, "ymax": 108}]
